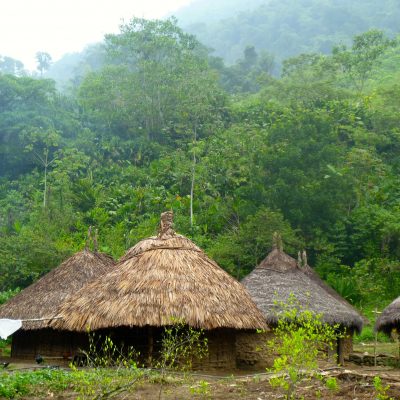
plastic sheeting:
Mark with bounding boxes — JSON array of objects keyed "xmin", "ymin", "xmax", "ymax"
[{"xmin": 0, "ymin": 319, "xmax": 22, "ymax": 339}]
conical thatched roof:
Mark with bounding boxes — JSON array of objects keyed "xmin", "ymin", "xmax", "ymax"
[
  {"xmin": 241, "ymin": 239, "xmax": 364, "ymax": 332},
  {"xmin": 375, "ymin": 297, "xmax": 400, "ymax": 334},
  {"xmin": 50, "ymin": 212, "xmax": 267, "ymax": 332},
  {"xmin": 0, "ymin": 250, "xmax": 115, "ymax": 330}
]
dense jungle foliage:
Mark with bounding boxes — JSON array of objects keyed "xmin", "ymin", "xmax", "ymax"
[{"xmin": 1, "ymin": 16, "xmax": 400, "ymax": 319}]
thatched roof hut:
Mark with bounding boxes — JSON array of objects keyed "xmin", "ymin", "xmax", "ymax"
[
  {"xmin": 51, "ymin": 212, "xmax": 266, "ymax": 333},
  {"xmin": 0, "ymin": 247, "xmax": 115, "ymax": 359},
  {"xmin": 50, "ymin": 212, "xmax": 266, "ymax": 369},
  {"xmin": 375, "ymin": 297, "xmax": 400, "ymax": 334},
  {"xmin": 0, "ymin": 249, "xmax": 115, "ymax": 330},
  {"xmin": 241, "ymin": 239, "xmax": 364, "ymax": 333},
  {"xmin": 240, "ymin": 237, "xmax": 365, "ymax": 365}
]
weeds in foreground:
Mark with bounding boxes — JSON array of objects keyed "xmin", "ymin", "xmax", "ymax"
[
  {"xmin": 0, "ymin": 368, "xmax": 144, "ymax": 399},
  {"xmin": 189, "ymin": 379, "xmax": 211, "ymax": 398},
  {"xmin": 373, "ymin": 376, "xmax": 394, "ymax": 400},
  {"xmin": 0, "ymin": 319, "xmax": 207, "ymax": 400},
  {"xmin": 0, "ymin": 369, "xmax": 79, "ymax": 399},
  {"xmin": 155, "ymin": 318, "xmax": 208, "ymax": 399},
  {"xmin": 81, "ymin": 331, "xmax": 140, "ymax": 368},
  {"xmin": 68, "ymin": 331, "xmax": 144, "ymax": 399},
  {"xmin": 325, "ymin": 376, "xmax": 339, "ymax": 392},
  {"xmin": 0, "ymin": 339, "xmax": 10, "ymax": 357},
  {"xmin": 266, "ymin": 294, "xmax": 342, "ymax": 400}
]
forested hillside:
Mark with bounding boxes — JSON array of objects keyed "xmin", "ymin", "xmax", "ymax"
[
  {"xmin": 176, "ymin": 0, "xmax": 400, "ymax": 65},
  {"xmin": 1, "ymin": 17, "xmax": 400, "ymax": 319},
  {"xmin": 43, "ymin": 0, "xmax": 400, "ymax": 90}
]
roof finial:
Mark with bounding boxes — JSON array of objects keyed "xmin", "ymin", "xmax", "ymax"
[
  {"xmin": 158, "ymin": 211, "xmax": 175, "ymax": 239},
  {"xmin": 86, "ymin": 226, "xmax": 92, "ymax": 250},
  {"xmin": 298, "ymin": 251, "xmax": 302, "ymax": 267},
  {"xmin": 93, "ymin": 228, "xmax": 99, "ymax": 253},
  {"xmin": 302, "ymin": 250, "xmax": 308, "ymax": 267},
  {"xmin": 272, "ymin": 232, "xmax": 283, "ymax": 252}
]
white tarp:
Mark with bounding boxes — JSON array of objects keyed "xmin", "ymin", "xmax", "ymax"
[{"xmin": 0, "ymin": 319, "xmax": 22, "ymax": 339}]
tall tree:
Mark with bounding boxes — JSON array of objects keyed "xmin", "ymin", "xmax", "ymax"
[
  {"xmin": 333, "ymin": 30, "xmax": 396, "ymax": 93},
  {"xmin": 36, "ymin": 52, "xmax": 52, "ymax": 76}
]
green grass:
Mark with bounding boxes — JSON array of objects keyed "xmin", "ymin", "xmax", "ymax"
[
  {"xmin": 0, "ymin": 367, "xmax": 144, "ymax": 399},
  {"xmin": 0, "ymin": 369, "xmax": 73, "ymax": 398},
  {"xmin": 354, "ymin": 341, "xmax": 400, "ymax": 358},
  {"xmin": 353, "ymin": 326, "xmax": 390, "ymax": 344}
]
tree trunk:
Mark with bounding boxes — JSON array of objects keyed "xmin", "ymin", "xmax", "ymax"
[
  {"xmin": 43, "ymin": 152, "xmax": 48, "ymax": 209},
  {"xmin": 190, "ymin": 126, "xmax": 197, "ymax": 228}
]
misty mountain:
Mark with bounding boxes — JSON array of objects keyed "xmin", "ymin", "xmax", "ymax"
[
  {"xmin": 176, "ymin": 0, "xmax": 400, "ymax": 64},
  {"xmin": 172, "ymin": 0, "xmax": 267, "ymax": 24},
  {"xmin": 45, "ymin": 0, "xmax": 400, "ymax": 88},
  {"xmin": 45, "ymin": 43, "xmax": 106, "ymax": 91}
]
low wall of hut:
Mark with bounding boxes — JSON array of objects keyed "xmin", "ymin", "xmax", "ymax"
[
  {"xmin": 11, "ymin": 329, "xmax": 88, "ymax": 360},
  {"xmin": 236, "ymin": 330, "xmax": 274, "ymax": 370},
  {"xmin": 343, "ymin": 334, "xmax": 353, "ymax": 357},
  {"xmin": 96, "ymin": 326, "xmax": 236, "ymax": 370},
  {"xmin": 194, "ymin": 329, "xmax": 236, "ymax": 370},
  {"xmin": 236, "ymin": 330, "xmax": 354, "ymax": 370},
  {"xmin": 337, "ymin": 333, "xmax": 354, "ymax": 364}
]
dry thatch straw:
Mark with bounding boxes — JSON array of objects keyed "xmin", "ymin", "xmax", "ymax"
[
  {"xmin": 375, "ymin": 296, "xmax": 400, "ymax": 334},
  {"xmin": 0, "ymin": 250, "xmax": 115, "ymax": 330},
  {"xmin": 50, "ymin": 211, "xmax": 267, "ymax": 332},
  {"xmin": 242, "ymin": 238, "xmax": 364, "ymax": 332}
]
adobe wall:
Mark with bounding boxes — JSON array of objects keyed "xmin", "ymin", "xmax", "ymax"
[
  {"xmin": 197, "ymin": 328, "xmax": 236, "ymax": 370},
  {"xmin": 236, "ymin": 330, "xmax": 274, "ymax": 370},
  {"xmin": 236, "ymin": 330, "xmax": 355, "ymax": 370},
  {"xmin": 343, "ymin": 334, "xmax": 353, "ymax": 357}
]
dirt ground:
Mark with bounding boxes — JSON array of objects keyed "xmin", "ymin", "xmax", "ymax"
[
  {"xmin": 13, "ymin": 365, "xmax": 400, "ymax": 399},
  {"xmin": 26, "ymin": 374, "xmax": 400, "ymax": 400},
  {"xmin": 3, "ymin": 356, "xmax": 400, "ymax": 399},
  {"xmin": 115, "ymin": 366, "xmax": 400, "ymax": 400}
]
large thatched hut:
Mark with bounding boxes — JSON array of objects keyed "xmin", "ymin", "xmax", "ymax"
[
  {"xmin": 239, "ymin": 237, "xmax": 364, "ymax": 367},
  {"xmin": 50, "ymin": 211, "xmax": 266, "ymax": 369},
  {"xmin": 375, "ymin": 297, "xmax": 400, "ymax": 335},
  {"xmin": 0, "ymin": 249, "xmax": 115, "ymax": 359}
]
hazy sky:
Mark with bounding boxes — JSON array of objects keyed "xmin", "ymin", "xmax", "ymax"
[{"xmin": 1, "ymin": 0, "xmax": 193, "ymax": 71}]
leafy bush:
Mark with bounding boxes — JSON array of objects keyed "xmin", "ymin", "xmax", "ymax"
[
  {"xmin": 325, "ymin": 376, "xmax": 339, "ymax": 391},
  {"xmin": 373, "ymin": 376, "xmax": 394, "ymax": 400},
  {"xmin": 0, "ymin": 289, "xmax": 20, "ymax": 305},
  {"xmin": 267, "ymin": 295, "xmax": 341, "ymax": 399}
]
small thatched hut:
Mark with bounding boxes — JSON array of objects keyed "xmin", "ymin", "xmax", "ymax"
[
  {"xmin": 0, "ymin": 249, "xmax": 115, "ymax": 359},
  {"xmin": 375, "ymin": 297, "xmax": 400, "ymax": 335},
  {"xmin": 50, "ymin": 211, "xmax": 266, "ymax": 370},
  {"xmin": 239, "ymin": 237, "xmax": 364, "ymax": 367}
]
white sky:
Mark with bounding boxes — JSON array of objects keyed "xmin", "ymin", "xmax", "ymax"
[{"xmin": 0, "ymin": 0, "xmax": 193, "ymax": 71}]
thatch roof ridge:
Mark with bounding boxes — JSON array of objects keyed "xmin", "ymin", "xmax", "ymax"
[
  {"xmin": 119, "ymin": 234, "xmax": 202, "ymax": 262},
  {"xmin": 375, "ymin": 296, "xmax": 400, "ymax": 334},
  {"xmin": 242, "ymin": 248, "xmax": 364, "ymax": 332},
  {"xmin": 0, "ymin": 250, "xmax": 115, "ymax": 330},
  {"xmin": 50, "ymin": 212, "xmax": 267, "ymax": 332}
]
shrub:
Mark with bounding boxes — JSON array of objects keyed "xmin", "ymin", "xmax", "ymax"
[{"xmin": 267, "ymin": 295, "xmax": 341, "ymax": 399}]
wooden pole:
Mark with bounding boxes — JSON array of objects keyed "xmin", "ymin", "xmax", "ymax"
[
  {"xmin": 372, "ymin": 308, "xmax": 381, "ymax": 367},
  {"xmin": 337, "ymin": 338, "xmax": 345, "ymax": 366},
  {"xmin": 398, "ymin": 334, "xmax": 400, "ymax": 361},
  {"xmin": 147, "ymin": 326, "xmax": 153, "ymax": 367}
]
